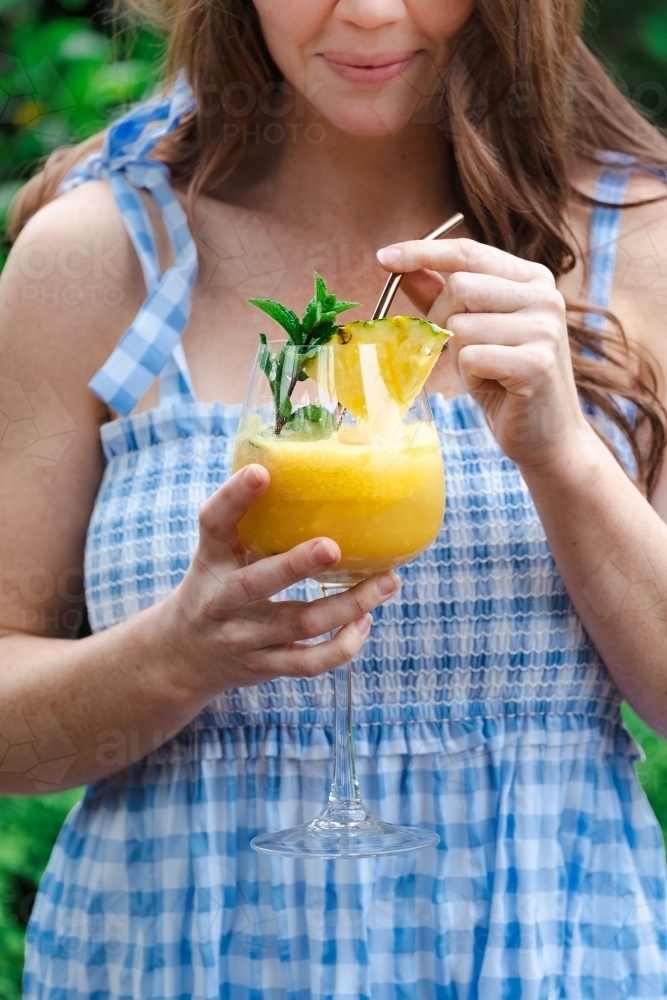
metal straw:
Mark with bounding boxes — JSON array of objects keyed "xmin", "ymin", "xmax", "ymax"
[{"xmin": 372, "ymin": 211, "xmax": 465, "ymax": 320}]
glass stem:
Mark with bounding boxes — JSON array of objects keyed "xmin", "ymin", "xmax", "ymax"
[
  {"xmin": 330, "ymin": 661, "xmax": 361, "ymax": 806},
  {"xmin": 321, "ymin": 585, "xmax": 362, "ymax": 808}
]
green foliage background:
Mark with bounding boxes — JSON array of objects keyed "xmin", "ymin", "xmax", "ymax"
[{"xmin": 0, "ymin": 0, "xmax": 667, "ymax": 996}]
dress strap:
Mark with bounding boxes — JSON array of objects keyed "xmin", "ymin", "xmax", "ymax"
[
  {"xmin": 58, "ymin": 72, "xmax": 198, "ymax": 416},
  {"xmin": 586, "ymin": 152, "xmax": 632, "ymax": 331}
]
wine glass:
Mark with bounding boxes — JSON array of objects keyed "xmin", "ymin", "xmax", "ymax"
[{"xmin": 232, "ymin": 341, "xmax": 444, "ymax": 857}]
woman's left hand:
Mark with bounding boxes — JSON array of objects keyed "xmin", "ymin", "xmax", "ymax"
[{"xmin": 377, "ymin": 238, "xmax": 593, "ymax": 470}]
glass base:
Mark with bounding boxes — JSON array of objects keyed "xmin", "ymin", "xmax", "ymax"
[{"xmin": 251, "ymin": 802, "xmax": 440, "ymax": 859}]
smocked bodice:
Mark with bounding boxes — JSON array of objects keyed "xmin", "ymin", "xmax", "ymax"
[{"xmin": 84, "ymin": 393, "xmax": 625, "ymax": 756}]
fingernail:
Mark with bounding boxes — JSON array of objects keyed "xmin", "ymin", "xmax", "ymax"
[
  {"xmin": 377, "ymin": 246, "xmax": 401, "ymax": 265},
  {"xmin": 312, "ymin": 538, "xmax": 338, "ymax": 564},
  {"xmin": 242, "ymin": 465, "xmax": 264, "ymax": 489},
  {"xmin": 378, "ymin": 571, "xmax": 400, "ymax": 595},
  {"xmin": 354, "ymin": 613, "xmax": 373, "ymax": 635}
]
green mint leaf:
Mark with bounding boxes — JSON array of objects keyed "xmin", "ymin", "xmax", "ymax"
[
  {"xmin": 282, "ymin": 405, "xmax": 337, "ymax": 441},
  {"xmin": 302, "ymin": 297, "xmax": 322, "ymax": 334},
  {"xmin": 331, "ymin": 300, "xmax": 360, "ymax": 315},
  {"xmin": 278, "ymin": 397, "xmax": 294, "ymax": 421},
  {"xmin": 258, "ymin": 338, "xmax": 277, "ymax": 384},
  {"xmin": 309, "ymin": 325, "xmax": 336, "ymax": 347},
  {"xmin": 314, "ymin": 272, "xmax": 328, "ymax": 304},
  {"xmin": 257, "ymin": 340, "xmax": 274, "ymax": 380},
  {"xmin": 252, "ymin": 272, "xmax": 364, "ymax": 434},
  {"xmin": 248, "ymin": 298, "xmax": 303, "ymax": 344},
  {"xmin": 305, "ymin": 404, "xmax": 334, "ymax": 426}
]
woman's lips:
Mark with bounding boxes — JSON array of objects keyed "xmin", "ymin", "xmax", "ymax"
[{"xmin": 321, "ymin": 53, "xmax": 415, "ymax": 85}]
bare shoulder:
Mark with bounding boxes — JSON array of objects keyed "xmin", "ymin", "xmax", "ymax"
[
  {"xmin": 4, "ymin": 180, "xmax": 145, "ymax": 349},
  {"xmin": 564, "ymin": 161, "xmax": 667, "ymax": 390},
  {"xmin": 1, "ymin": 180, "xmax": 147, "ymax": 420},
  {"xmin": 615, "ymin": 173, "xmax": 667, "ymax": 292},
  {"xmin": 611, "ymin": 173, "xmax": 667, "ymax": 359},
  {"xmin": 16, "ymin": 177, "xmax": 128, "ymax": 245}
]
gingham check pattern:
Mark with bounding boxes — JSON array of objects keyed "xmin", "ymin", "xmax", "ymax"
[
  {"xmin": 25, "ymin": 88, "xmax": 667, "ymax": 998},
  {"xmin": 58, "ymin": 72, "xmax": 198, "ymax": 416},
  {"xmin": 25, "ymin": 718, "xmax": 667, "ymax": 999}
]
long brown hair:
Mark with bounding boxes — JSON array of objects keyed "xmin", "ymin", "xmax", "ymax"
[{"xmin": 9, "ymin": 0, "xmax": 667, "ymax": 492}]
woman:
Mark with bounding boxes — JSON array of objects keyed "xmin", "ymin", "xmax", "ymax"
[{"xmin": 3, "ymin": 0, "xmax": 667, "ymax": 995}]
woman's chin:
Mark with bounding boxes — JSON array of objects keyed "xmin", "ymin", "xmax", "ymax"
[{"xmin": 316, "ymin": 100, "xmax": 417, "ymax": 139}]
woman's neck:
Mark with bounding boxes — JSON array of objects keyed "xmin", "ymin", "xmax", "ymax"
[{"xmin": 217, "ymin": 107, "xmax": 455, "ymax": 245}]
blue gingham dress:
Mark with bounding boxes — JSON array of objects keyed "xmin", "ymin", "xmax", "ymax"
[{"xmin": 24, "ymin": 79, "xmax": 667, "ymax": 1000}]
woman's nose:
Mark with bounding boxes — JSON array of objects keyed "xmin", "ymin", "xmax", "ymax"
[{"xmin": 333, "ymin": 0, "xmax": 407, "ymax": 30}]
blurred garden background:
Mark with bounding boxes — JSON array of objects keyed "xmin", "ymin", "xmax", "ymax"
[{"xmin": 1, "ymin": 0, "xmax": 667, "ymax": 995}]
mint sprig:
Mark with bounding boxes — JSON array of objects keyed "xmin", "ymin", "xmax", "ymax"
[{"xmin": 249, "ymin": 272, "xmax": 359, "ymax": 434}]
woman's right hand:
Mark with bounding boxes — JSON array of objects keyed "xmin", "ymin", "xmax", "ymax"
[{"xmin": 157, "ymin": 464, "xmax": 400, "ymax": 699}]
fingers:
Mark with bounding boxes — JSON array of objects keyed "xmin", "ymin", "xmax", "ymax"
[
  {"xmin": 377, "ymin": 238, "xmax": 554, "ymax": 285},
  {"xmin": 206, "ymin": 536, "xmax": 341, "ymax": 615},
  {"xmin": 458, "ymin": 343, "xmax": 548, "ymax": 397},
  {"xmin": 260, "ymin": 615, "xmax": 375, "ymax": 679},
  {"xmin": 198, "ymin": 466, "xmax": 270, "ymax": 561},
  {"xmin": 428, "ymin": 272, "xmax": 558, "ymax": 328},
  {"xmin": 444, "ymin": 311, "xmax": 560, "ymax": 349},
  {"xmin": 235, "ymin": 572, "xmax": 400, "ymax": 646},
  {"xmin": 399, "ymin": 268, "xmax": 446, "ymax": 315}
]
